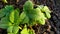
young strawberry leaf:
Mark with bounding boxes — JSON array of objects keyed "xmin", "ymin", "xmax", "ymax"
[
  {"xmin": 45, "ymin": 12, "xmax": 51, "ymax": 19},
  {"xmin": 21, "ymin": 25, "xmax": 35, "ymax": 34},
  {"xmin": 12, "ymin": 26, "xmax": 19, "ymax": 34},
  {"xmin": 20, "ymin": 25, "xmax": 29, "ymax": 34},
  {"xmin": 37, "ymin": 5, "xmax": 51, "ymax": 19},
  {"xmin": 7, "ymin": 25, "xmax": 19, "ymax": 34},
  {"xmin": 0, "ymin": 0, "xmax": 51, "ymax": 34},
  {"xmin": 0, "ymin": 17, "xmax": 12, "ymax": 29},
  {"xmin": 7, "ymin": 25, "xmax": 13, "ymax": 34},
  {"xmin": 28, "ymin": 29, "xmax": 35, "ymax": 34},
  {"xmin": 9, "ymin": 9, "xmax": 20, "ymax": 24},
  {"xmin": 0, "ymin": 5, "xmax": 14, "ymax": 18},
  {"xmin": 23, "ymin": 0, "xmax": 48, "ymax": 25},
  {"xmin": 23, "ymin": 0, "xmax": 33, "ymax": 12},
  {"xmin": 9, "ymin": 10, "xmax": 14, "ymax": 23},
  {"xmin": 19, "ymin": 12, "xmax": 26, "ymax": 23},
  {"xmin": 37, "ymin": 5, "xmax": 44, "ymax": 11},
  {"xmin": 0, "ymin": 5, "xmax": 20, "ymax": 34},
  {"xmin": 19, "ymin": 12, "xmax": 29, "ymax": 24},
  {"xmin": 34, "ymin": 8, "xmax": 46, "ymax": 25},
  {"xmin": 22, "ymin": 16, "xmax": 29, "ymax": 24},
  {"xmin": 42, "ymin": 6, "xmax": 51, "ymax": 13}
]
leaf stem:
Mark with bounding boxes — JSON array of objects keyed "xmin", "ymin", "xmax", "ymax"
[{"xmin": 19, "ymin": 26, "xmax": 22, "ymax": 30}]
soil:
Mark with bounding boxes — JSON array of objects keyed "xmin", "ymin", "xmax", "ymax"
[{"xmin": 0, "ymin": 0, "xmax": 60, "ymax": 34}]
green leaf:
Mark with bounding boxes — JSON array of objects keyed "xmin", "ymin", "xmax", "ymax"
[
  {"xmin": 23, "ymin": 0, "xmax": 33, "ymax": 12},
  {"xmin": 19, "ymin": 12, "xmax": 26, "ymax": 24},
  {"xmin": 19, "ymin": 12, "xmax": 26, "ymax": 21},
  {"xmin": 12, "ymin": 26, "xmax": 19, "ymax": 34},
  {"xmin": 28, "ymin": 29, "xmax": 35, "ymax": 34},
  {"xmin": 9, "ymin": 9, "xmax": 20, "ymax": 24},
  {"xmin": 42, "ymin": 6, "xmax": 51, "ymax": 13},
  {"xmin": 22, "ymin": 15, "xmax": 29, "ymax": 24},
  {"xmin": 0, "ymin": 23, "xmax": 11, "ymax": 29},
  {"xmin": 38, "ymin": 5, "xmax": 51, "ymax": 19},
  {"xmin": 0, "ymin": 17, "xmax": 12, "ymax": 29},
  {"xmin": 21, "ymin": 28, "xmax": 29, "ymax": 34},
  {"xmin": 28, "ymin": 20, "xmax": 37, "ymax": 26},
  {"xmin": 8, "ymin": 33, "xmax": 13, "ymax": 34},
  {"xmin": 21, "ymin": 25, "xmax": 29, "ymax": 34},
  {"xmin": 7, "ymin": 25, "xmax": 19, "ymax": 34},
  {"xmin": 7, "ymin": 26, "xmax": 13, "ymax": 33},
  {"xmin": 23, "ymin": 4, "xmax": 46, "ymax": 25},
  {"xmin": 35, "ymin": 8, "xmax": 46, "ymax": 19},
  {"xmin": 0, "ymin": 5, "xmax": 14, "ymax": 29},
  {"xmin": 34, "ymin": 8, "xmax": 46, "ymax": 25},
  {"xmin": 38, "ymin": 18, "xmax": 45, "ymax": 25},
  {"xmin": 21, "ymin": 25, "xmax": 35, "ymax": 34},
  {"xmin": 19, "ymin": 12, "xmax": 29, "ymax": 24},
  {"xmin": 45, "ymin": 12, "xmax": 51, "ymax": 19},
  {"xmin": 5, "ymin": 5, "xmax": 14, "ymax": 11},
  {"xmin": 0, "ymin": 5, "xmax": 14, "ymax": 18},
  {"xmin": 14, "ymin": 9, "xmax": 20, "ymax": 25},
  {"xmin": 0, "ymin": 9, "xmax": 6, "ymax": 18},
  {"xmin": 9, "ymin": 10, "xmax": 14, "ymax": 23},
  {"xmin": 23, "ymin": 0, "xmax": 51, "ymax": 25},
  {"xmin": 37, "ymin": 5, "xmax": 44, "ymax": 11}
]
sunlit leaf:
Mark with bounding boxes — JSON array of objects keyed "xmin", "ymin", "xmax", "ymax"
[
  {"xmin": 42, "ymin": 6, "xmax": 51, "ymax": 13},
  {"xmin": 2, "ymin": 0, "xmax": 8, "ymax": 3},
  {"xmin": 19, "ymin": 12, "xmax": 29, "ymax": 24},
  {"xmin": 21, "ymin": 25, "xmax": 29, "ymax": 34},
  {"xmin": 9, "ymin": 9, "xmax": 20, "ymax": 24},
  {"xmin": 45, "ymin": 12, "xmax": 51, "ymax": 19}
]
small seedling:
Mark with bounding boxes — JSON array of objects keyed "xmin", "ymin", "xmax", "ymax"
[
  {"xmin": 0, "ymin": 0, "xmax": 51, "ymax": 34},
  {"xmin": 23, "ymin": 0, "xmax": 51, "ymax": 25}
]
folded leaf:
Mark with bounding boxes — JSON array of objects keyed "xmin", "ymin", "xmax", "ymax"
[
  {"xmin": 9, "ymin": 10, "xmax": 14, "ymax": 23},
  {"xmin": 41, "ymin": 6, "xmax": 51, "ymax": 13},
  {"xmin": 14, "ymin": 9, "xmax": 20, "ymax": 25},
  {"xmin": 19, "ymin": 12, "xmax": 26, "ymax": 21},
  {"xmin": 37, "ymin": 5, "xmax": 44, "ymax": 11},
  {"xmin": 9, "ymin": 9, "xmax": 20, "ymax": 24},
  {"xmin": 22, "ymin": 16, "xmax": 29, "ymax": 24},
  {"xmin": 45, "ymin": 12, "xmax": 51, "ymax": 19},
  {"xmin": 38, "ymin": 18, "xmax": 45, "ymax": 25}
]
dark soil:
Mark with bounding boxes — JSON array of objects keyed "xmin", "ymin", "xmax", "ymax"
[{"xmin": 0, "ymin": 0, "xmax": 60, "ymax": 34}]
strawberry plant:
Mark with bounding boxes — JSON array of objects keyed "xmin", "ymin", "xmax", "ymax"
[
  {"xmin": 23, "ymin": 0, "xmax": 51, "ymax": 25},
  {"xmin": 0, "ymin": 0, "xmax": 51, "ymax": 34}
]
